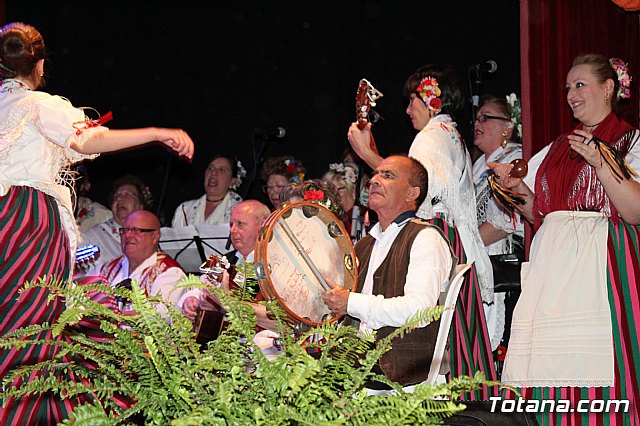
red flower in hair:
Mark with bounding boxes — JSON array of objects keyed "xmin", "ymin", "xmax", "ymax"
[
  {"xmin": 286, "ymin": 164, "xmax": 296, "ymax": 173},
  {"xmin": 304, "ymin": 189, "xmax": 324, "ymax": 201},
  {"xmin": 429, "ymin": 98, "xmax": 442, "ymax": 111}
]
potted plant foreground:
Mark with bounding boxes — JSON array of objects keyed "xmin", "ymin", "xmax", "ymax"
[{"xmin": 0, "ymin": 276, "xmax": 498, "ymax": 425}]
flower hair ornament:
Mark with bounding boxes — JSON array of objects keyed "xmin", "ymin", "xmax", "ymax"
[
  {"xmin": 505, "ymin": 93, "xmax": 522, "ymax": 138},
  {"xmin": 295, "ymin": 180, "xmax": 343, "ymax": 216},
  {"xmin": 609, "ymin": 58, "xmax": 632, "ymax": 100},
  {"xmin": 232, "ymin": 160, "xmax": 247, "ymax": 191},
  {"xmin": 329, "ymin": 162, "xmax": 358, "ymax": 184},
  {"xmin": 284, "ymin": 158, "xmax": 306, "ymax": 183},
  {"xmin": 416, "ymin": 76, "xmax": 443, "ymax": 113}
]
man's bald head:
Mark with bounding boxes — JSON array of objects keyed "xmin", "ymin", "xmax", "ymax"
[{"xmin": 229, "ymin": 200, "xmax": 271, "ymax": 257}]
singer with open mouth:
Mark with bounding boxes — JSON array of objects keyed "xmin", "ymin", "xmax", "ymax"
[{"xmin": 172, "ymin": 154, "xmax": 244, "ymax": 227}]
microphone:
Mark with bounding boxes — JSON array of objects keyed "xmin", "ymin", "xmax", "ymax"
[
  {"xmin": 469, "ymin": 60, "xmax": 498, "ymax": 74},
  {"xmin": 253, "ymin": 126, "xmax": 286, "ymax": 139}
]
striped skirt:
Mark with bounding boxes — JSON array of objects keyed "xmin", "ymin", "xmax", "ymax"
[
  {"xmin": 427, "ymin": 215, "xmax": 498, "ymax": 400},
  {"xmin": 505, "ymin": 220, "xmax": 640, "ymax": 425},
  {"xmin": 0, "ymin": 186, "xmax": 79, "ymax": 425}
]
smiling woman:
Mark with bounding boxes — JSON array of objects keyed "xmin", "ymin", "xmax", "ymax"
[{"xmin": 492, "ymin": 53, "xmax": 640, "ymax": 425}]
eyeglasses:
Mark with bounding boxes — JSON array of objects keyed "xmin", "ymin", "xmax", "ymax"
[
  {"xmin": 113, "ymin": 191, "xmax": 140, "ymax": 202},
  {"xmin": 118, "ymin": 227, "xmax": 158, "ymax": 236},
  {"xmin": 475, "ymin": 114, "xmax": 510, "ymax": 123},
  {"xmin": 206, "ymin": 166, "xmax": 231, "ymax": 174},
  {"xmin": 262, "ymin": 184, "xmax": 287, "ymax": 193}
]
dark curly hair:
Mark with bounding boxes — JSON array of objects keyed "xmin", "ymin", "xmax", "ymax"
[
  {"xmin": 260, "ymin": 156, "xmax": 306, "ymax": 183},
  {"xmin": 107, "ymin": 175, "xmax": 154, "ymax": 210}
]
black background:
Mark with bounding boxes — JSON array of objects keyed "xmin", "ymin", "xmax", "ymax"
[{"xmin": 7, "ymin": 1, "xmax": 520, "ymax": 225}]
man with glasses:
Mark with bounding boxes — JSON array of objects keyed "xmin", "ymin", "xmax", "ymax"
[{"xmin": 98, "ymin": 210, "xmax": 187, "ymax": 317}]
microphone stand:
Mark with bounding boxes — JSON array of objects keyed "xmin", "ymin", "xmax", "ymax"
[
  {"xmin": 350, "ymin": 163, "xmax": 366, "ymax": 244},
  {"xmin": 156, "ymin": 149, "xmax": 173, "ymax": 226},
  {"xmin": 224, "ymin": 130, "xmax": 272, "ymax": 251},
  {"xmin": 242, "ymin": 130, "xmax": 272, "ymax": 199},
  {"xmin": 468, "ymin": 66, "xmax": 482, "ymax": 124}
]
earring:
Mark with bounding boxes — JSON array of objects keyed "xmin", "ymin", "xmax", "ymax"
[
  {"xmin": 604, "ymin": 93, "xmax": 609, "ymax": 102},
  {"xmin": 501, "ymin": 130, "xmax": 509, "ymax": 148}
]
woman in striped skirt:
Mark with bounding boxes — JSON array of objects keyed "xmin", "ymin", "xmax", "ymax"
[
  {"xmin": 0, "ymin": 22, "xmax": 194, "ymax": 425},
  {"xmin": 493, "ymin": 53, "xmax": 640, "ymax": 424}
]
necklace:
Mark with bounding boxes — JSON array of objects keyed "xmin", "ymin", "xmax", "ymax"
[
  {"xmin": 583, "ymin": 119, "xmax": 604, "ymax": 132},
  {"xmin": 206, "ymin": 195, "xmax": 225, "ymax": 203}
]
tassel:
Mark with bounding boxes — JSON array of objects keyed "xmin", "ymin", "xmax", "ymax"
[
  {"xmin": 592, "ymin": 136, "xmax": 638, "ymax": 182},
  {"xmin": 488, "ymin": 173, "xmax": 527, "ymax": 215}
]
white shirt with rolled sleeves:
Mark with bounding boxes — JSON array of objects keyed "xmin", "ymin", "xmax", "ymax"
[{"xmin": 346, "ymin": 218, "xmax": 452, "ymax": 332}]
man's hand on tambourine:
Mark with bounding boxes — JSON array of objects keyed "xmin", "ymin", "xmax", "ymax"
[{"xmin": 322, "ymin": 279, "xmax": 350, "ymax": 316}]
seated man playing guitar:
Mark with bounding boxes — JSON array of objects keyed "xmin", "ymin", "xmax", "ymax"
[{"xmin": 182, "ymin": 200, "xmax": 275, "ymax": 331}]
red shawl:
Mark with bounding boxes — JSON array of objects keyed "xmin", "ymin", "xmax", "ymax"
[{"xmin": 533, "ymin": 112, "xmax": 635, "ymax": 231}]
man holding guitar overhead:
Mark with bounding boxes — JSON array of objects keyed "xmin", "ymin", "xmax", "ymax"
[{"xmin": 347, "ymin": 64, "xmax": 497, "ymax": 399}]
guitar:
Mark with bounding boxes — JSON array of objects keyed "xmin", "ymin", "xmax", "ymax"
[
  {"xmin": 355, "ymin": 78, "xmax": 383, "ymax": 154},
  {"xmin": 75, "ymin": 244, "xmax": 100, "ymax": 274},
  {"xmin": 194, "ymin": 253, "xmax": 231, "ymax": 346}
]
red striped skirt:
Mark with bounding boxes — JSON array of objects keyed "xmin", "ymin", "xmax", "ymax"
[
  {"xmin": 0, "ymin": 186, "xmax": 78, "ymax": 425},
  {"xmin": 427, "ymin": 215, "xmax": 498, "ymax": 400},
  {"xmin": 504, "ymin": 220, "xmax": 640, "ymax": 425}
]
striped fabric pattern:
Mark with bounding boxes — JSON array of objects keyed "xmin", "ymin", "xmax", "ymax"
[
  {"xmin": 427, "ymin": 215, "xmax": 498, "ymax": 400},
  {"xmin": 507, "ymin": 221, "xmax": 640, "ymax": 425},
  {"xmin": 0, "ymin": 186, "xmax": 79, "ymax": 425}
]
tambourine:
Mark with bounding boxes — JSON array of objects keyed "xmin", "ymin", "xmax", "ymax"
[{"xmin": 254, "ymin": 201, "xmax": 357, "ymax": 326}]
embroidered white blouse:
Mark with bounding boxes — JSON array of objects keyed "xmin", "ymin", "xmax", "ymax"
[
  {"xmin": 408, "ymin": 114, "xmax": 494, "ymax": 303},
  {"xmin": 0, "ymin": 79, "xmax": 105, "ymax": 258}
]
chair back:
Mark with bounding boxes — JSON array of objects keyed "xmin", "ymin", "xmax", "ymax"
[{"xmin": 425, "ymin": 263, "xmax": 471, "ymax": 384}]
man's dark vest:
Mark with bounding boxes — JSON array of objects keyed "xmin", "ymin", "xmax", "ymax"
[{"xmin": 350, "ymin": 219, "xmax": 456, "ymax": 386}]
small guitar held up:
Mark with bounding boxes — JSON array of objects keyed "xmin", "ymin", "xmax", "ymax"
[{"xmin": 355, "ymin": 78, "xmax": 383, "ymax": 155}]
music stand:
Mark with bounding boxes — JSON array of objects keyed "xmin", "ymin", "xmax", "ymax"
[{"xmin": 159, "ymin": 224, "xmax": 230, "ymax": 274}]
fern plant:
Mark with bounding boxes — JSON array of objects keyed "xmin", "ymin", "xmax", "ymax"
[{"xmin": 0, "ymin": 275, "xmax": 501, "ymax": 425}]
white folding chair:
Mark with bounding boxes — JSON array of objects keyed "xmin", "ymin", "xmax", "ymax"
[
  {"xmin": 424, "ymin": 263, "xmax": 471, "ymax": 385},
  {"xmin": 366, "ymin": 263, "xmax": 471, "ymax": 396}
]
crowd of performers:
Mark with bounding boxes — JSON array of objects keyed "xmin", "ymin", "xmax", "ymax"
[{"xmin": 0, "ymin": 21, "xmax": 638, "ymax": 425}]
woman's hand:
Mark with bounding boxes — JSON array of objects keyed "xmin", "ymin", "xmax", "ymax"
[
  {"xmin": 157, "ymin": 128, "xmax": 195, "ymax": 160},
  {"xmin": 487, "ymin": 161, "xmax": 522, "ymax": 189},
  {"xmin": 347, "ymin": 122, "xmax": 381, "ymax": 169},
  {"xmin": 567, "ymin": 129, "xmax": 603, "ymax": 170}
]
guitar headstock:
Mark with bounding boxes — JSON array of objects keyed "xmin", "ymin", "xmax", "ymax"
[
  {"xmin": 75, "ymin": 244, "xmax": 100, "ymax": 274},
  {"xmin": 199, "ymin": 253, "xmax": 230, "ymax": 284},
  {"xmin": 355, "ymin": 78, "xmax": 384, "ymax": 130}
]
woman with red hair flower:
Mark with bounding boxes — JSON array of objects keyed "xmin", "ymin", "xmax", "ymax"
[{"xmin": 492, "ymin": 53, "xmax": 640, "ymax": 425}]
